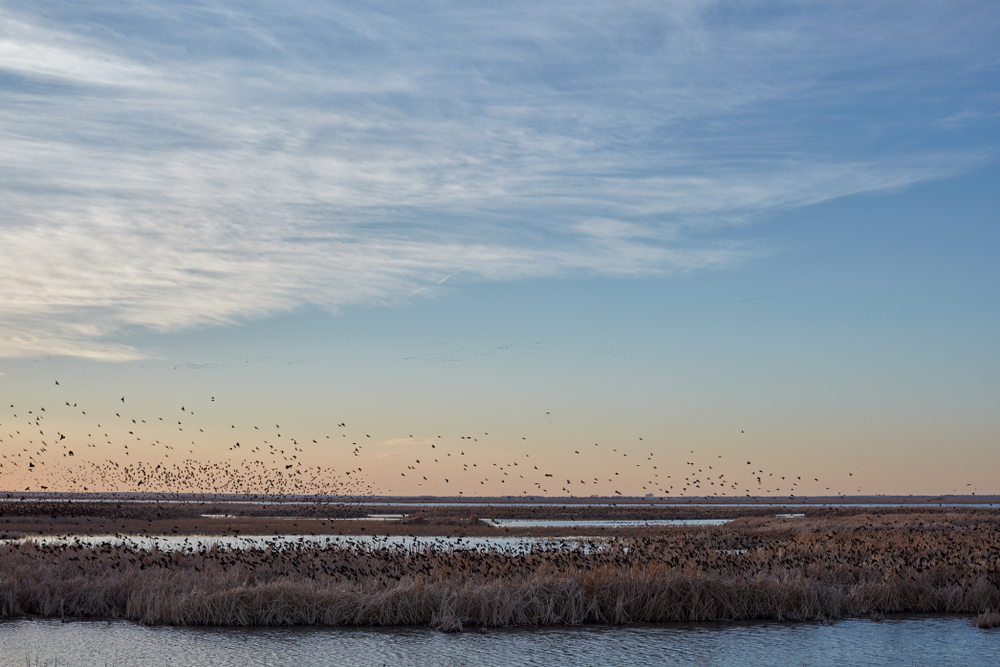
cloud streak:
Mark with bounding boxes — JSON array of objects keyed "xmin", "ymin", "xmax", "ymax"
[{"xmin": 1, "ymin": 1, "xmax": 996, "ymax": 358}]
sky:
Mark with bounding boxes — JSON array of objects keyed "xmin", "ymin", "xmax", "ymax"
[{"xmin": 1, "ymin": 0, "xmax": 998, "ymax": 497}]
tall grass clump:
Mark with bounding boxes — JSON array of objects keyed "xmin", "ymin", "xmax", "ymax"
[{"xmin": 976, "ymin": 609, "xmax": 1000, "ymax": 629}]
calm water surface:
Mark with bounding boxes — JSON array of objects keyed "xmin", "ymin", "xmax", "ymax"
[
  {"xmin": 1, "ymin": 616, "xmax": 994, "ymax": 666},
  {"xmin": 486, "ymin": 519, "xmax": 729, "ymax": 527},
  {"xmin": 13, "ymin": 534, "xmax": 612, "ymax": 553},
  {"xmin": 6, "ymin": 519, "xmax": 729, "ymax": 552}
]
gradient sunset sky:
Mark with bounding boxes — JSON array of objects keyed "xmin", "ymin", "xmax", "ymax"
[{"xmin": 1, "ymin": 1, "xmax": 998, "ymax": 497}]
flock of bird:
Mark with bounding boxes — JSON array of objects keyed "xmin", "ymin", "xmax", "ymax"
[
  {"xmin": 0, "ymin": 379, "xmax": 881, "ymax": 500},
  {"xmin": 2, "ymin": 383, "xmax": 995, "ymax": 631}
]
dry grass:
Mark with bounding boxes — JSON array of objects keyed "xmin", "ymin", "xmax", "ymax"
[
  {"xmin": 976, "ymin": 609, "xmax": 1000, "ymax": 628},
  {"xmin": 2, "ymin": 512, "xmax": 999, "ymax": 629}
]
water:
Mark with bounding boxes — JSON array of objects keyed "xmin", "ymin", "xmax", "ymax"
[
  {"xmin": 1, "ymin": 616, "xmax": 995, "ymax": 666},
  {"xmin": 12, "ymin": 533, "xmax": 612, "ymax": 554},
  {"xmin": 486, "ymin": 519, "xmax": 730, "ymax": 527},
  {"xmin": 198, "ymin": 517, "xmax": 723, "ymax": 526},
  {"xmin": 5, "ymin": 517, "xmax": 733, "ymax": 553}
]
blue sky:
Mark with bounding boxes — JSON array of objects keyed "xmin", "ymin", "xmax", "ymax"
[{"xmin": 1, "ymin": 1, "xmax": 998, "ymax": 496}]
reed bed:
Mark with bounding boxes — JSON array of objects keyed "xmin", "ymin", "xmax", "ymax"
[
  {"xmin": 976, "ymin": 609, "xmax": 1000, "ymax": 628},
  {"xmin": 2, "ymin": 514, "xmax": 999, "ymax": 629}
]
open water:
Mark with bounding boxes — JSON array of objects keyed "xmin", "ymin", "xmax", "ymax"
[
  {"xmin": 13, "ymin": 534, "xmax": 612, "ymax": 554},
  {"xmin": 0, "ymin": 615, "xmax": 995, "ymax": 666}
]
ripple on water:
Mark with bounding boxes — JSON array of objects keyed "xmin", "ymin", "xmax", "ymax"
[{"xmin": 1, "ymin": 615, "xmax": 997, "ymax": 667}]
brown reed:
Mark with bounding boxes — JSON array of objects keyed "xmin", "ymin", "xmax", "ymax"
[
  {"xmin": 1, "ymin": 513, "xmax": 999, "ymax": 628},
  {"xmin": 976, "ymin": 609, "xmax": 1000, "ymax": 629}
]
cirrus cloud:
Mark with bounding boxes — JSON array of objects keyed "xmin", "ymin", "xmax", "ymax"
[{"xmin": 0, "ymin": 1, "xmax": 996, "ymax": 358}]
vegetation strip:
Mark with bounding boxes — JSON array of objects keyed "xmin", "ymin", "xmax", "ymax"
[{"xmin": 2, "ymin": 512, "xmax": 999, "ymax": 630}]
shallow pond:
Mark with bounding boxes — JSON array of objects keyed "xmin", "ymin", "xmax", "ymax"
[
  {"xmin": 0, "ymin": 615, "xmax": 995, "ymax": 666},
  {"xmin": 11, "ymin": 533, "xmax": 612, "ymax": 553},
  {"xmin": 486, "ymin": 519, "xmax": 729, "ymax": 528}
]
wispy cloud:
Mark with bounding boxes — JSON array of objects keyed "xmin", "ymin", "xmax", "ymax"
[{"xmin": 1, "ymin": 1, "xmax": 996, "ymax": 358}]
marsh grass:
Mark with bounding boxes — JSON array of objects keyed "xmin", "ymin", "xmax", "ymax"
[
  {"xmin": 2, "ymin": 513, "xmax": 999, "ymax": 628},
  {"xmin": 976, "ymin": 609, "xmax": 1000, "ymax": 628}
]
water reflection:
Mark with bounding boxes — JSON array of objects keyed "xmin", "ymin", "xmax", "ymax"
[
  {"xmin": 13, "ymin": 533, "xmax": 606, "ymax": 554},
  {"xmin": 1, "ymin": 615, "xmax": 995, "ymax": 667},
  {"xmin": 6, "ymin": 517, "xmax": 732, "ymax": 553},
  {"xmin": 486, "ymin": 519, "xmax": 730, "ymax": 528}
]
